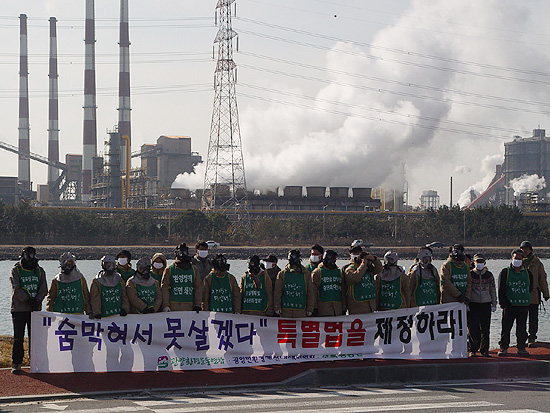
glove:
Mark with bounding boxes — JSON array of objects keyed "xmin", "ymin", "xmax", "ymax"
[
  {"xmin": 120, "ymin": 308, "xmax": 128, "ymax": 316},
  {"xmin": 491, "ymin": 305, "xmax": 497, "ymax": 312},
  {"xmin": 94, "ymin": 313, "xmax": 102, "ymax": 319},
  {"xmin": 306, "ymin": 311, "xmax": 313, "ymax": 317},
  {"xmin": 144, "ymin": 306, "xmax": 155, "ymax": 314},
  {"xmin": 162, "ymin": 307, "xmax": 171, "ymax": 312},
  {"xmin": 311, "ymin": 308, "xmax": 319, "ymax": 317},
  {"xmin": 193, "ymin": 306, "xmax": 201, "ymax": 314}
]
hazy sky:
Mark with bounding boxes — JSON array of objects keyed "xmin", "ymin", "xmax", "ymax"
[{"xmin": 2, "ymin": 0, "xmax": 550, "ymax": 207}]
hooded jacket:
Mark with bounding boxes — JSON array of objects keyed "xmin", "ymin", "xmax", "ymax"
[
  {"xmin": 274, "ymin": 264, "xmax": 315, "ymax": 318},
  {"xmin": 126, "ymin": 271, "xmax": 162, "ymax": 313},
  {"xmin": 192, "ymin": 254, "xmax": 213, "ymax": 282},
  {"xmin": 440, "ymin": 258, "xmax": 472, "ymax": 303},
  {"xmin": 375, "ymin": 263, "xmax": 410, "ymax": 310},
  {"xmin": 10, "ymin": 260, "xmax": 48, "ymax": 312},
  {"xmin": 522, "ymin": 252, "xmax": 550, "ymax": 304},
  {"xmin": 407, "ymin": 262, "xmax": 441, "ymax": 307},
  {"xmin": 202, "ymin": 270, "xmax": 241, "ymax": 313},
  {"xmin": 150, "ymin": 252, "xmax": 167, "ymax": 283},
  {"xmin": 311, "ymin": 263, "xmax": 346, "ymax": 316},
  {"xmin": 240, "ymin": 269, "xmax": 274, "ymax": 316},
  {"xmin": 161, "ymin": 259, "xmax": 203, "ymax": 311},
  {"xmin": 469, "ymin": 267, "xmax": 497, "ymax": 306},
  {"xmin": 90, "ymin": 270, "xmax": 129, "ymax": 317},
  {"xmin": 46, "ymin": 266, "xmax": 91, "ymax": 314},
  {"xmin": 344, "ymin": 257, "xmax": 383, "ymax": 314}
]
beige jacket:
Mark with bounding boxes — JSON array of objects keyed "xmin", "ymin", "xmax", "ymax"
[
  {"xmin": 203, "ymin": 272, "xmax": 242, "ymax": 313},
  {"xmin": 407, "ymin": 263, "xmax": 441, "ymax": 307},
  {"xmin": 126, "ymin": 279, "xmax": 162, "ymax": 314},
  {"xmin": 161, "ymin": 263, "xmax": 203, "ymax": 311},
  {"xmin": 10, "ymin": 263, "xmax": 48, "ymax": 312},
  {"xmin": 523, "ymin": 253, "xmax": 550, "ymax": 304},
  {"xmin": 90, "ymin": 278, "xmax": 129, "ymax": 317},
  {"xmin": 311, "ymin": 263, "xmax": 346, "ymax": 316},
  {"xmin": 46, "ymin": 277, "xmax": 92, "ymax": 315},
  {"xmin": 440, "ymin": 259, "xmax": 472, "ymax": 303},
  {"xmin": 240, "ymin": 270, "xmax": 274, "ymax": 316},
  {"xmin": 344, "ymin": 258, "xmax": 382, "ymax": 314},
  {"xmin": 274, "ymin": 264, "xmax": 315, "ymax": 318}
]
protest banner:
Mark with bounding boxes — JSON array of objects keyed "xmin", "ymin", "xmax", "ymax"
[{"xmin": 31, "ymin": 302, "xmax": 467, "ymax": 373}]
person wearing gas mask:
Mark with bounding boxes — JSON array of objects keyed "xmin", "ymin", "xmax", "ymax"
[
  {"xmin": 150, "ymin": 253, "xmax": 167, "ymax": 284},
  {"xmin": 344, "ymin": 246, "xmax": 383, "ymax": 314},
  {"xmin": 274, "ymin": 250, "xmax": 315, "ymax": 318},
  {"xmin": 203, "ymin": 253, "xmax": 241, "ymax": 313},
  {"xmin": 497, "ymin": 249, "xmax": 534, "ymax": 357},
  {"xmin": 306, "ymin": 244, "xmax": 324, "ymax": 273},
  {"xmin": 126, "ymin": 257, "xmax": 162, "ymax": 314},
  {"xmin": 311, "ymin": 250, "xmax": 346, "ymax": 316},
  {"xmin": 116, "ymin": 250, "xmax": 135, "ymax": 283},
  {"xmin": 10, "ymin": 246, "xmax": 48, "ymax": 374},
  {"xmin": 468, "ymin": 254, "xmax": 496, "ymax": 357},
  {"xmin": 440, "ymin": 244, "xmax": 471, "ymax": 304},
  {"xmin": 376, "ymin": 251, "xmax": 409, "ymax": 310},
  {"xmin": 519, "ymin": 240, "xmax": 550, "ymax": 348},
  {"xmin": 161, "ymin": 243, "xmax": 202, "ymax": 312},
  {"xmin": 192, "ymin": 240, "xmax": 213, "ymax": 282},
  {"xmin": 90, "ymin": 255, "xmax": 129, "ymax": 319},
  {"xmin": 408, "ymin": 247, "xmax": 440, "ymax": 307},
  {"xmin": 46, "ymin": 252, "xmax": 91, "ymax": 315},
  {"xmin": 262, "ymin": 254, "xmax": 281, "ymax": 291},
  {"xmin": 240, "ymin": 255, "xmax": 273, "ymax": 316}
]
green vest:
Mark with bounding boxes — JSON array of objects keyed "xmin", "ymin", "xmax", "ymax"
[
  {"xmin": 506, "ymin": 267, "xmax": 531, "ymax": 306},
  {"xmin": 450, "ymin": 262, "xmax": 468, "ymax": 296},
  {"xmin": 210, "ymin": 273, "xmax": 233, "ymax": 313},
  {"xmin": 53, "ymin": 279, "xmax": 85, "ymax": 314},
  {"xmin": 414, "ymin": 272, "xmax": 438, "ymax": 306},
  {"xmin": 150, "ymin": 271, "xmax": 163, "ymax": 284},
  {"xmin": 306, "ymin": 262, "xmax": 319, "ymax": 273},
  {"xmin": 379, "ymin": 277, "xmax": 403, "ymax": 310},
  {"xmin": 282, "ymin": 270, "xmax": 307, "ymax": 310},
  {"xmin": 136, "ymin": 283, "xmax": 157, "ymax": 313},
  {"xmin": 100, "ymin": 282, "xmax": 122, "ymax": 317},
  {"xmin": 318, "ymin": 267, "xmax": 342, "ymax": 303},
  {"xmin": 349, "ymin": 265, "xmax": 377, "ymax": 301},
  {"xmin": 117, "ymin": 267, "xmax": 135, "ymax": 283},
  {"xmin": 169, "ymin": 264, "xmax": 195, "ymax": 303},
  {"xmin": 17, "ymin": 266, "xmax": 40, "ymax": 298},
  {"xmin": 242, "ymin": 272, "xmax": 269, "ymax": 312}
]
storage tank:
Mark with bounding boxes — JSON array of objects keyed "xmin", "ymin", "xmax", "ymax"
[
  {"xmin": 283, "ymin": 186, "xmax": 302, "ymax": 198},
  {"xmin": 329, "ymin": 187, "xmax": 349, "ymax": 198},
  {"xmin": 306, "ymin": 186, "xmax": 326, "ymax": 198},
  {"xmin": 352, "ymin": 187, "xmax": 372, "ymax": 200}
]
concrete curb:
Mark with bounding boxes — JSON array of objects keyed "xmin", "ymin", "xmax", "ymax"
[{"xmin": 283, "ymin": 360, "xmax": 550, "ymax": 386}]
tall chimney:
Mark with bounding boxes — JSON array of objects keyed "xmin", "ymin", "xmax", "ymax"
[
  {"xmin": 18, "ymin": 14, "xmax": 31, "ymax": 191},
  {"xmin": 118, "ymin": 0, "xmax": 131, "ymax": 174},
  {"xmin": 82, "ymin": 0, "xmax": 97, "ymax": 203},
  {"xmin": 48, "ymin": 17, "xmax": 60, "ymax": 188}
]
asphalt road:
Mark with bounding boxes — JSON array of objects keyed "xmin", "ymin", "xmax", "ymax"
[{"xmin": 1, "ymin": 379, "xmax": 549, "ymax": 412}]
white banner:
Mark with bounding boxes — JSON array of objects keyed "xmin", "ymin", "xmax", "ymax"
[{"xmin": 31, "ymin": 303, "xmax": 467, "ymax": 373}]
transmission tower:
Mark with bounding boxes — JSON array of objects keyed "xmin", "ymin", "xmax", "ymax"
[{"xmin": 202, "ymin": 0, "xmax": 250, "ymax": 231}]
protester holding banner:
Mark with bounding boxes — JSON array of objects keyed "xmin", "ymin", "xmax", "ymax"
[
  {"xmin": 10, "ymin": 246, "xmax": 48, "ymax": 374},
  {"xmin": 203, "ymin": 254, "xmax": 241, "ymax": 313},
  {"xmin": 274, "ymin": 250, "xmax": 315, "ymax": 318},
  {"xmin": 150, "ymin": 252, "xmax": 167, "ymax": 284},
  {"xmin": 344, "ymin": 246, "xmax": 382, "ymax": 314},
  {"xmin": 161, "ymin": 243, "xmax": 202, "ymax": 312},
  {"xmin": 440, "ymin": 244, "xmax": 471, "ymax": 304},
  {"xmin": 192, "ymin": 241, "xmax": 213, "ymax": 282},
  {"xmin": 408, "ymin": 247, "xmax": 440, "ymax": 307},
  {"xmin": 467, "ymin": 254, "xmax": 496, "ymax": 357},
  {"xmin": 126, "ymin": 257, "xmax": 162, "ymax": 314},
  {"xmin": 376, "ymin": 251, "xmax": 410, "ymax": 310},
  {"xmin": 498, "ymin": 249, "xmax": 534, "ymax": 357},
  {"xmin": 240, "ymin": 255, "xmax": 273, "ymax": 316},
  {"xmin": 116, "ymin": 249, "xmax": 135, "ymax": 283},
  {"xmin": 90, "ymin": 255, "xmax": 129, "ymax": 319},
  {"xmin": 46, "ymin": 252, "xmax": 91, "ymax": 315},
  {"xmin": 262, "ymin": 254, "xmax": 281, "ymax": 291},
  {"xmin": 305, "ymin": 244, "xmax": 324, "ymax": 273},
  {"xmin": 311, "ymin": 250, "xmax": 346, "ymax": 316}
]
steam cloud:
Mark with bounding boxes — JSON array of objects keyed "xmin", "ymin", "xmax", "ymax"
[{"xmin": 509, "ymin": 174, "xmax": 546, "ymax": 197}]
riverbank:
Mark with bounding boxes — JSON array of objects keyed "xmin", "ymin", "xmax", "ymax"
[{"xmin": 0, "ymin": 245, "xmax": 546, "ymax": 261}]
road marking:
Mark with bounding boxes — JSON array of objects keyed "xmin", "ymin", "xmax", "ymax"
[
  {"xmin": 146, "ymin": 395, "xmax": 462, "ymax": 412},
  {"xmin": 132, "ymin": 387, "xmax": 427, "ymax": 406},
  {"xmin": 40, "ymin": 403, "xmax": 68, "ymax": 410},
  {"xmin": 59, "ymin": 407, "xmax": 148, "ymax": 413},
  {"xmin": 475, "ymin": 410, "xmax": 544, "ymax": 413}
]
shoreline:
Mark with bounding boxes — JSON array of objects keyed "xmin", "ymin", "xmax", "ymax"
[{"xmin": 0, "ymin": 245, "xmax": 544, "ymax": 261}]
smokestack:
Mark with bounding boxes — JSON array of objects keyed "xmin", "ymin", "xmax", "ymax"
[
  {"xmin": 18, "ymin": 14, "xmax": 30, "ymax": 191},
  {"xmin": 48, "ymin": 17, "xmax": 60, "ymax": 188},
  {"xmin": 82, "ymin": 0, "xmax": 97, "ymax": 203},
  {"xmin": 118, "ymin": 0, "xmax": 131, "ymax": 173}
]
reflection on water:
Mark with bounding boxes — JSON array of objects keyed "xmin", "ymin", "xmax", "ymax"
[{"xmin": 1, "ymin": 258, "xmax": 549, "ymax": 348}]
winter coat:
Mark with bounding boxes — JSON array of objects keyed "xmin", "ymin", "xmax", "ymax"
[
  {"xmin": 497, "ymin": 265, "xmax": 534, "ymax": 309},
  {"xmin": 192, "ymin": 254, "xmax": 213, "ymax": 282},
  {"xmin": 274, "ymin": 264, "xmax": 315, "ymax": 318},
  {"xmin": 126, "ymin": 278, "xmax": 162, "ymax": 314},
  {"xmin": 469, "ymin": 267, "xmax": 497, "ymax": 306},
  {"xmin": 311, "ymin": 263, "xmax": 346, "ymax": 316},
  {"xmin": 90, "ymin": 275, "xmax": 129, "ymax": 317},
  {"xmin": 202, "ymin": 271, "xmax": 241, "ymax": 313},
  {"xmin": 240, "ymin": 270, "xmax": 274, "ymax": 316},
  {"xmin": 407, "ymin": 262, "xmax": 440, "ymax": 307},
  {"xmin": 343, "ymin": 257, "xmax": 383, "ymax": 314},
  {"xmin": 522, "ymin": 253, "xmax": 550, "ymax": 304},
  {"xmin": 161, "ymin": 262, "xmax": 203, "ymax": 311},
  {"xmin": 440, "ymin": 259, "xmax": 472, "ymax": 303},
  {"xmin": 10, "ymin": 262, "xmax": 48, "ymax": 313}
]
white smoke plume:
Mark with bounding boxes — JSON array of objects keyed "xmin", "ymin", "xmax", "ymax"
[
  {"xmin": 509, "ymin": 174, "xmax": 546, "ymax": 197},
  {"xmin": 457, "ymin": 154, "xmax": 503, "ymax": 207},
  {"xmin": 172, "ymin": 163, "xmax": 206, "ymax": 190},
  {"xmin": 454, "ymin": 166, "xmax": 471, "ymax": 175},
  {"xmin": 237, "ymin": 1, "xmax": 550, "ymax": 204}
]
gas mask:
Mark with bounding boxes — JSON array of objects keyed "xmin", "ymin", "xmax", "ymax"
[
  {"xmin": 248, "ymin": 255, "xmax": 261, "ymax": 274},
  {"xmin": 450, "ymin": 244, "xmax": 466, "ymax": 262},
  {"xmin": 211, "ymin": 254, "xmax": 230, "ymax": 272},
  {"xmin": 322, "ymin": 250, "xmax": 338, "ymax": 269},
  {"xmin": 136, "ymin": 258, "xmax": 152, "ymax": 276},
  {"xmin": 101, "ymin": 255, "xmax": 116, "ymax": 276},
  {"xmin": 175, "ymin": 243, "xmax": 191, "ymax": 263},
  {"xmin": 20, "ymin": 247, "xmax": 38, "ymax": 270},
  {"xmin": 288, "ymin": 250, "xmax": 301, "ymax": 267}
]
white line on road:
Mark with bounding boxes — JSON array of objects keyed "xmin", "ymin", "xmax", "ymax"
[{"xmin": 146, "ymin": 395, "xmax": 461, "ymax": 413}]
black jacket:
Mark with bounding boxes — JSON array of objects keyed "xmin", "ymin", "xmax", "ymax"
[{"xmin": 497, "ymin": 266, "xmax": 534, "ymax": 309}]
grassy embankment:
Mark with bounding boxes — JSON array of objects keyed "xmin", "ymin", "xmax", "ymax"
[{"xmin": 0, "ymin": 336, "xmax": 28, "ymax": 368}]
